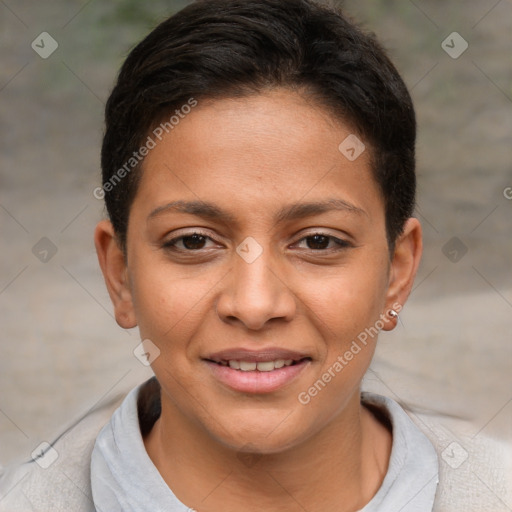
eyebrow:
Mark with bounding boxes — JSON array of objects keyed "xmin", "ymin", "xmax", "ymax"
[{"xmin": 147, "ymin": 198, "xmax": 367, "ymax": 224}]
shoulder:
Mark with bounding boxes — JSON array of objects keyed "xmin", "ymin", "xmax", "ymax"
[
  {"xmin": 0, "ymin": 391, "xmax": 128, "ymax": 512},
  {"xmin": 416, "ymin": 414, "xmax": 512, "ymax": 512},
  {"xmin": 362, "ymin": 392, "xmax": 512, "ymax": 511}
]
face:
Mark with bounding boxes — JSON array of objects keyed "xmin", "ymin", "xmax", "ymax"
[{"xmin": 96, "ymin": 88, "xmax": 421, "ymax": 454}]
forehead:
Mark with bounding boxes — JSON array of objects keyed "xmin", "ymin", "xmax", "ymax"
[{"xmin": 132, "ymin": 89, "xmax": 384, "ymax": 228}]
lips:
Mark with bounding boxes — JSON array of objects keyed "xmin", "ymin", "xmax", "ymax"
[{"xmin": 203, "ymin": 347, "xmax": 312, "ymax": 393}]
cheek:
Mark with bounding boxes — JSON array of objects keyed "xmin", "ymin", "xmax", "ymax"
[
  {"xmin": 296, "ymin": 254, "xmax": 389, "ymax": 345},
  {"xmin": 295, "ymin": 270, "xmax": 385, "ymax": 423},
  {"xmin": 128, "ymin": 250, "xmax": 215, "ymax": 350},
  {"xmin": 130, "ymin": 269, "xmax": 216, "ymax": 397},
  {"xmin": 292, "ymin": 253, "xmax": 389, "ymax": 409}
]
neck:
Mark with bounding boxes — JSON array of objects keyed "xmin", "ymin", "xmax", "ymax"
[{"xmin": 144, "ymin": 389, "xmax": 391, "ymax": 512}]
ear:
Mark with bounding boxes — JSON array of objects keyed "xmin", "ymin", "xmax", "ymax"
[
  {"xmin": 94, "ymin": 220, "xmax": 137, "ymax": 329},
  {"xmin": 381, "ymin": 217, "xmax": 422, "ymax": 331}
]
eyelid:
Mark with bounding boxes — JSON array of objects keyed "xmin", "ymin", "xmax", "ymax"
[
  {"xmin": 166, "ymin": 228, "xmax": 215, "ymax": 239},
  {"xmin": 292, "ymin": 227, "xmax": 352, "ymax": 243}
]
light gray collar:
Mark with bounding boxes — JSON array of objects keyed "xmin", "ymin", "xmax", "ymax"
[
  {"xmin": 90, "ymin": 381, "xmax": 439, "ymax": 512},
  {"xmin": 358, "ymin": 392, "xmax": 439, "ymax": 511}
]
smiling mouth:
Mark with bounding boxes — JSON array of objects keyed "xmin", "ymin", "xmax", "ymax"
[
  {"xmin": 204, "ymin": 353, "xmax": 312, "ymax": 393},
  {"xmin": 205, "ymin": 357, "xmax": 312, "ymax": 372}
]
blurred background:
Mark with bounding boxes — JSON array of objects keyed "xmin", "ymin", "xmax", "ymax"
[{"xmin": 1, "ymin": 0, "xmax": 511, "ymax": 508}]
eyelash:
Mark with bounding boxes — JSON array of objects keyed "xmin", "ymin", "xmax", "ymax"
[{"xmin": 162, "ymin": 230, "xmax": 351, "ymax": 253}]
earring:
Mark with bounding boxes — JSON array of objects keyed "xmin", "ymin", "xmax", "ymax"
[{"xmin": 388, "ymin": 308, "xmax": 403, "ymax": 328}]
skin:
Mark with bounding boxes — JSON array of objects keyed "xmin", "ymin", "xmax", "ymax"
[{"xmin": 95, "ymin": 88, "xmax": 422, "ymax": 512}]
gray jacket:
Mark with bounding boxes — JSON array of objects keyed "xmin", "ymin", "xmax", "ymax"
[{"xmin": 1, "ymin": 379, "xmax": 510, "ymax": 511}]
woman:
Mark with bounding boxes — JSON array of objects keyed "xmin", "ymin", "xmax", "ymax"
[{"xmin": 0, "ymin": 0, "xmax": 439, "ymax": 510}]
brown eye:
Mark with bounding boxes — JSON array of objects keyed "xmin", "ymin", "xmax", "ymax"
[
  {"xmin": 306, "ymin": 234, "xmax": 330, "ymax": 250},
  {"xmin": 162, "ymin": 231, "xmax": 215, "ymax": 251},
  {"xmin": 294, "ymin": 232, "xmax": 351, "ymax": 251},
  {"xmin": 181, "ymin": 234, "xmax": 207, "ymax": 250}
]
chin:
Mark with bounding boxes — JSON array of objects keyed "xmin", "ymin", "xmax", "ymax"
[{"xmin": 209, "ymin": 411, "xmax": 312, "ymax": 456}]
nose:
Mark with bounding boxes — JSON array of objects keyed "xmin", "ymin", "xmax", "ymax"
[{"xmin": 215, "ymin": 246, "xmax": 296, "ymax": 331}]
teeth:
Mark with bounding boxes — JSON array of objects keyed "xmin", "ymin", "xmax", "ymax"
[
  {"xmin": 222, "ymin": 359, "xmax": 299, "ymax": 371},
  {"xmin": 256, "ymin": 361, "xmax": 275, "ymax": 372},
  {"xmin": 239, "ymin": 361, "xmax": 257, "ymax": 371}
]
